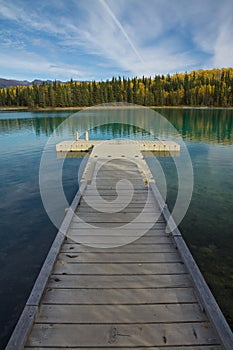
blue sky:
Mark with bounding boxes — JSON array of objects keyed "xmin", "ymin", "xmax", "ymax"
[{"xmin": 0, "ymin": 0, "xmax": 232, "ymax": 81}]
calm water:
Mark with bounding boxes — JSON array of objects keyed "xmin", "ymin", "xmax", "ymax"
[{"xmin": 0, "ymin": 107, "xmax": 233, "ymax": 348}]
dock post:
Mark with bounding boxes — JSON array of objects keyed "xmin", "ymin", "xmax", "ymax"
[
  {"xmin": 76, "ymin": 132, "xmax": 79, "ymax": 141},
  {"xmin": 85, "ymin": 131, "xmax": 89, "ymax": 141}
]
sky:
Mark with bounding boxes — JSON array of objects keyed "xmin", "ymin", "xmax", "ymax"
[{"xmin": 0, "ymin": 0, "xmax": 232, "ymax": 81}]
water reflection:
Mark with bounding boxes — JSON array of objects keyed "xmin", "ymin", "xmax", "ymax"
[
  {"xmin": 0, "ymin": 115, "xmax": 68, "ymax": 136},
  {"xmin": 90, "ymin": 123, "xmax": 151, "ymax": 139},
  {"xmin": 156, "ymin": 108, "xmax": 233, "ymax": 144},
  {"xmin": 0, "ymin": 108, "xmax": 232, "ymax": 144}
]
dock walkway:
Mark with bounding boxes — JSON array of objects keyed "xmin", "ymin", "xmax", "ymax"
[{"xmin": 6, "ymin": 140, "xmax": 233, "ymax": 349}]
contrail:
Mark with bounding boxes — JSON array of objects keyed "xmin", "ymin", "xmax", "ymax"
[{"xmin": 99, "ymin": 0, "xmax": 144, "ymax": 63}]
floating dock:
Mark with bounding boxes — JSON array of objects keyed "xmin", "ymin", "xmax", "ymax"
[
  {"xmin": 56, "ymin": 138, "xmax": 180, "ymax": 153},
  {"xmin": 6, "ymin": 140, "xmax": 233, "ymax": 349}
]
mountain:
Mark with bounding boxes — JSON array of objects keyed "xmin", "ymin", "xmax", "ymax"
[{"xmin": 0, "ymin": 78, "xmax": 60, "ymax": 88}]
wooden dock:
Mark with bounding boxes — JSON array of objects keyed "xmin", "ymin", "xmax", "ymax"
[{"xmin": 6, "ymin": 140, "xmax": 233, "ymax": 349}]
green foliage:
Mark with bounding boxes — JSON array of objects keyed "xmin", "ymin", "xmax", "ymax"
[{"xmin": 0, "ymin": 68, "xmax": 233, "ymax": 108}]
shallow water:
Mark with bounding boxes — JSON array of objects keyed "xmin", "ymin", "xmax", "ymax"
[{"xmin": 0, "ymin": 107, "xmax": 232, "ymax": 348}]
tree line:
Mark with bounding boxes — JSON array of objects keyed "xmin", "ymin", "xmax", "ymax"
[{"xmin": 0, "ymin": 68, "xmax": 232, "ymax": 108}]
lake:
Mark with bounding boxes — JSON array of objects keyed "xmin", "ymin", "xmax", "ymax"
[{"xmin": 0, "ymin": 107, "xmax": 233, "ymax": 349}]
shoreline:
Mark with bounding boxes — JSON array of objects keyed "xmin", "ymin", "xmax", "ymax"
[{"xmin": 0, "ymin": 105, "xmax": 233, "ymax": 112}]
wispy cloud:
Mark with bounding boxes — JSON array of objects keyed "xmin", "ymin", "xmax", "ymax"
[
  {"xmin": 99, "ymin": 0, "xmax": 144, "ymax": 63},
  {"xmin": 212, "ymin": 1, "xmax": 233, "ymax": 67},
  {"xmin": 0, "ymin": 0, "xmax": 232, "ymax": 80},
  {"xmin": 0, "ymin": 51, "xmax": 90, "ymax": 80}
]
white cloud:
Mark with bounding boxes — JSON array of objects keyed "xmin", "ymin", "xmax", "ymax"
[
  {"xmin": 0, "ymin": 0, "xmax": 232, "ymax": 80},
  {"xmin": 212, "ymin": 2, "xmax": 233, "ymax": 67},
  {"xmin": 0, "ymin": 1, "xmax": 18, "ymax": 20},
  {"xmin": 0, "ymin": 51, "xmax": 91, "ymax": 80},
  {"xmin": 61, "ymin": 0, "xmax": 199, "ymax": 75},
  {"xmin": 0, "ymin": 0, "xmax": 66, "ymax": 34},
  {"xmin": 99, "ymin": 0, "xmax": 144, "ymax": 63}
]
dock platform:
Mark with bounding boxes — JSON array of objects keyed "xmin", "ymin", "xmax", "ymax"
[
  {"xmin": 6, "ymin": 140, "xmax": 233, "ymax": 349},
  {"xmin": 56, "ymin": 139, "xmax": 180, "ymax": 152}
]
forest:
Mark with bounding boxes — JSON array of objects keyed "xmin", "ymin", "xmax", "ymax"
[{"xmin": 0, "ymin": 68, "xmax": 232, "ymax": 108}]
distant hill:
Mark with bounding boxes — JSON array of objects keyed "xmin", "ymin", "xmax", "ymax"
[{"xmin": 0, "ymin": 78, "xmax": 60, "ymax": 88}]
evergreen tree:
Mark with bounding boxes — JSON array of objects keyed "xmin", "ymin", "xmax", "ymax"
[{"xmin": 0, "ymin": 68, "xmax": 232, "ymax": 108}]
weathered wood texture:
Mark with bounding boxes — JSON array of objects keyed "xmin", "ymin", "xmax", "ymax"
[{"xmin": 7, "ymin": 140, "xmax": 232, "ymax": 349}]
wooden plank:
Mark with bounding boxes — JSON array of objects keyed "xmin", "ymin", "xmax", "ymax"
[
  {"xmin": 78, "ymin": 202, "xmax": 157, "ymax": 208},
  {"xmin": 24, "ymin": 346, "xmax": 223, "ymax": 350},
  {"xmin": 91, "ymin": 175, "xmax": 144, "ymax": 178},
  {"xmin": 25, "ymin": 323, "xmax": 219, "ymax": 347},
  {"xmin": 80, "ymin": 197, "xmax": 155, "ymax": 203},
  {"xmin": 95, "ymin": 169, "xmax": 141, "ymax": 173},
  {"xmin": 78, "ymin": 201, "xmax": 156, "ymax": 211},
  {"xmin": 69, "ymin": 222, "xmax": 166, "ymax": 229},
  {"xmin": 5, "ymin": 306, "xmax": 37, "ymax": 350},
  {"xmin": 95, "ymin": 182, "xmax": 147, "ymax": 186},
  {"xmin": 72, "ymin": 213, "xmax": 165, "ymax": 223},
  {"xmin": 87, "ymin": 185, "xmax": 147, "ymax": 190},
  {"xmin": 68, "ymin": 228, "xmax": 167, "ymax": 239},
  {"xmin": 94, "ymin": 168, "xmax": 140, "ymax": 172},
  {"xmin": 85, "ymin": 183, "xmax": 151, "ymax": 189},
  {"xmin": 65, "ymin": 235, "xmax": 171, "ymax": 245},
  {"xmin": 76, "ymin": 208, "xmax": 163, "ymax": 214},
  {"xmin": 76, "ymin": 210, "xmax": 162, "ymax": 215},
  {"xmin": 68, "ymin": 227, "xmax": 167, "ymax": 234},
  {"xmin": 79, "ymin": 199, "xmax": 157, "ymax": 204},
  {"xmin": 68, "ymin": 226, "xmax": 167, "ymax": 233},
  {"xmin": 91, "ymin": 182, "xmax": 145, "ymax": 186},
  {"xmin": 48, "ymin": 274, "xmax": 191, "ymax": 289},
  {"xmin": 76, "ymin": 204, "xmax": 162, "ymax": 211},
  {"xmin": 90, "ymin": 176, "xmax": 144, "ymax": 180},
  {"xmin": 66, "ymin": 235, "xmax": 168, "ymax": 247},
  {"xmin": 95, "ymin": 168, "xmax": 141, "ymax": 172},
  {"xmin": 57, "ymin": 252, "xmax": 181, "ymax": 263},
  {"xmin": 82, "ymin": 195, "xmax": 149, "ymax": 201},
  {"xmin": 96, "ymin": 162, "xmax": 139, "ymax": 165},
  {"xmin": 65, "ymin": 235, "xmax": 171, "ymax": 243},
  {"xmin": 92, "ymin": 178, "xmax": 144, "ymax": 183},
  {"xmin": 53, "ymin": 262, "xmax": 186, "ymax": 275},
  {"xmin": 77, "ymin": 207, "xmax": 160, "ymax": 213},
  {"xmin": 42, "ymin": 287, "xmax": 197, "ymax": 305},
  {"xmin": 85, "ymin": 189, "xmax": 148, "ymax": 196},
  {"xmin": 95, "ymin": 160, "xmax": 138, "ymax": 165},
  {"xmin": 36, "ymin": 304, "xmax": 207, "ymax": 324},
  {"xmin": 77, "ymin": 206, "xmax": 159, "ymax": 213},
  {"xmin": 78, "ymin": 202, "xmax": 158, "ymax": 209},
  {"xmin": 95, "ymin": 165, "xmax": 142, "ymax": 171},
  {"xmin": 86, "ymin": 184, "xmax": 147, "ymax": 188},
  {"xmin": 60, "ymin": 243, "xmax": 176, "ymax": 253},
  {"xmin": 83, "ymin": 191, "xmax": 148, "ymax": 197}
]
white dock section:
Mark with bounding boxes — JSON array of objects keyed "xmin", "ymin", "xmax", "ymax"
[
  {"xmin": 56, "ymin": 139, "xmax": 180, "ymax": 152},
  {"xmin": 6, "ymin": 140, "xmax": 233, "ymax": 349}
]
